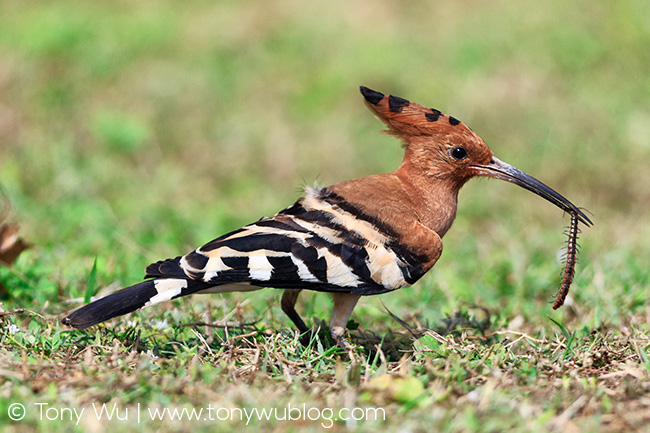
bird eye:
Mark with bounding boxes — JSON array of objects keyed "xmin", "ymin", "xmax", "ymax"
[{"xmin": 450, "ymin": 146, "xmax": 468, "ymax": 160}]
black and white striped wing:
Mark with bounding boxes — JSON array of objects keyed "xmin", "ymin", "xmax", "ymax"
[
  {"xmin": 146, "ymin": 187, "xmax": 426, "ymax": 296},
  {"xmin": 147, "ymin": 216, "xmax": 385, "ymax": 295}
]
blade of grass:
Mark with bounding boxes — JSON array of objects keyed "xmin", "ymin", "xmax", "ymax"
[
  {"xmin": 85, "ymin": 257, "xmax": 98, "ymax": 304},
  {"xmin": 548, "ymin": 316, "xmax": 576, "ymax": 359},
  {"xmin": 547, "ymin": 315, "xmax": 570, "ymax": 340}
]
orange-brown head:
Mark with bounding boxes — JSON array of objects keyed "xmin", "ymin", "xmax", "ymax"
[{"xmin": 360, "ymin": 86, "xmax": 592, "ymax": 226}]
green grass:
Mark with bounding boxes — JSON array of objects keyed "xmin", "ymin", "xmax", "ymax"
[{"xmin": 1, "ymin": 0, "xmax": 649, "ymax": 432}]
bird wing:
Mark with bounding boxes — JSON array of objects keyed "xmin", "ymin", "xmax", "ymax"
[{"xmin": 145, "ymin": 187, "xmax": 431, "ymax": 296}]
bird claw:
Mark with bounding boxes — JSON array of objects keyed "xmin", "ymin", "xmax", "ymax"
[
  {"xmin": 333, "ymin": 333, "xmax": 354, "ymax": 351},
  {"xmin": 334, "ymin": 335, "xmax": 358, "ymax": 361}
]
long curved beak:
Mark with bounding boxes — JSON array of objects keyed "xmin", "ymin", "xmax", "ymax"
[{"xmin": 471, "ymin": 157, "xmax": 592, "ymax": 226}]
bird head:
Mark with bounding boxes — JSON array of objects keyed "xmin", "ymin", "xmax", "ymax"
[{"xmin": 360, "ymin": 86, "xmax": 592, "ymax": 226}]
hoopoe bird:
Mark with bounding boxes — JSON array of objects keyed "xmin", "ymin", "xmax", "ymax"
[{"xmin": 62, "ymin": 86, "xmax": 591, "ymax": 347}]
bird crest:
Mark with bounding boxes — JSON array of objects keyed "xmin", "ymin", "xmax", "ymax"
[{"xmin": 359, "ymin": 86, "xmax": 474, "ymax": 141}]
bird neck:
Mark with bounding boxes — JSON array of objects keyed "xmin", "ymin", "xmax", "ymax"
[{"xmin": 394, "ymin": 159, "xmax": 462, "ymax": 238}]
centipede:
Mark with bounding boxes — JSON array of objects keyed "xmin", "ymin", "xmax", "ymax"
[{"xmin": 553, "ymin": 212, "xmax": 580, "ymax": 309}]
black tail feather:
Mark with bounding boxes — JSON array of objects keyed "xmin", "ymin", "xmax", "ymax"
[
  {"xmin": 62, "ymin": 280, "xmax": 160, "ymax": 330},
  {"xmin": 63, "ymin": 277, "xmax": 215, "ymax": 330}
]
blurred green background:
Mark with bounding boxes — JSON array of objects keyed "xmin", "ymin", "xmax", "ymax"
[{"xmin": 1, "ymin": 0, "xmax": 649, "ymax": 329}]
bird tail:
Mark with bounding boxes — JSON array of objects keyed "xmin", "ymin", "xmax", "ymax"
[{"xmin": 62, "ymin": 278, "xmax": 208, "ymax": 330}]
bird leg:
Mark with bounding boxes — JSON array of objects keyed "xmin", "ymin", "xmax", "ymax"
[
  {"xmin": 281, "ymin": 289, "xmax": 314, "ymax": 346},
  {"xmin": 330, "ymin": 292, "xmax": 360, "ymax": 348}
]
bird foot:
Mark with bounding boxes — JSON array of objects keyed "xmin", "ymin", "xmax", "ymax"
[
  {"xmin": 334, "ymin": 335, "xmax": 359, "ymax": 361},
  {"xmin": 333, "ymin": 334, "xmax": 352, "ymax": 349}
]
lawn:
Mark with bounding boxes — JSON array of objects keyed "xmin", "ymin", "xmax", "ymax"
[{"xmin": 1, "ymin": 1, "xmax": 649, "ymax": 432}]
